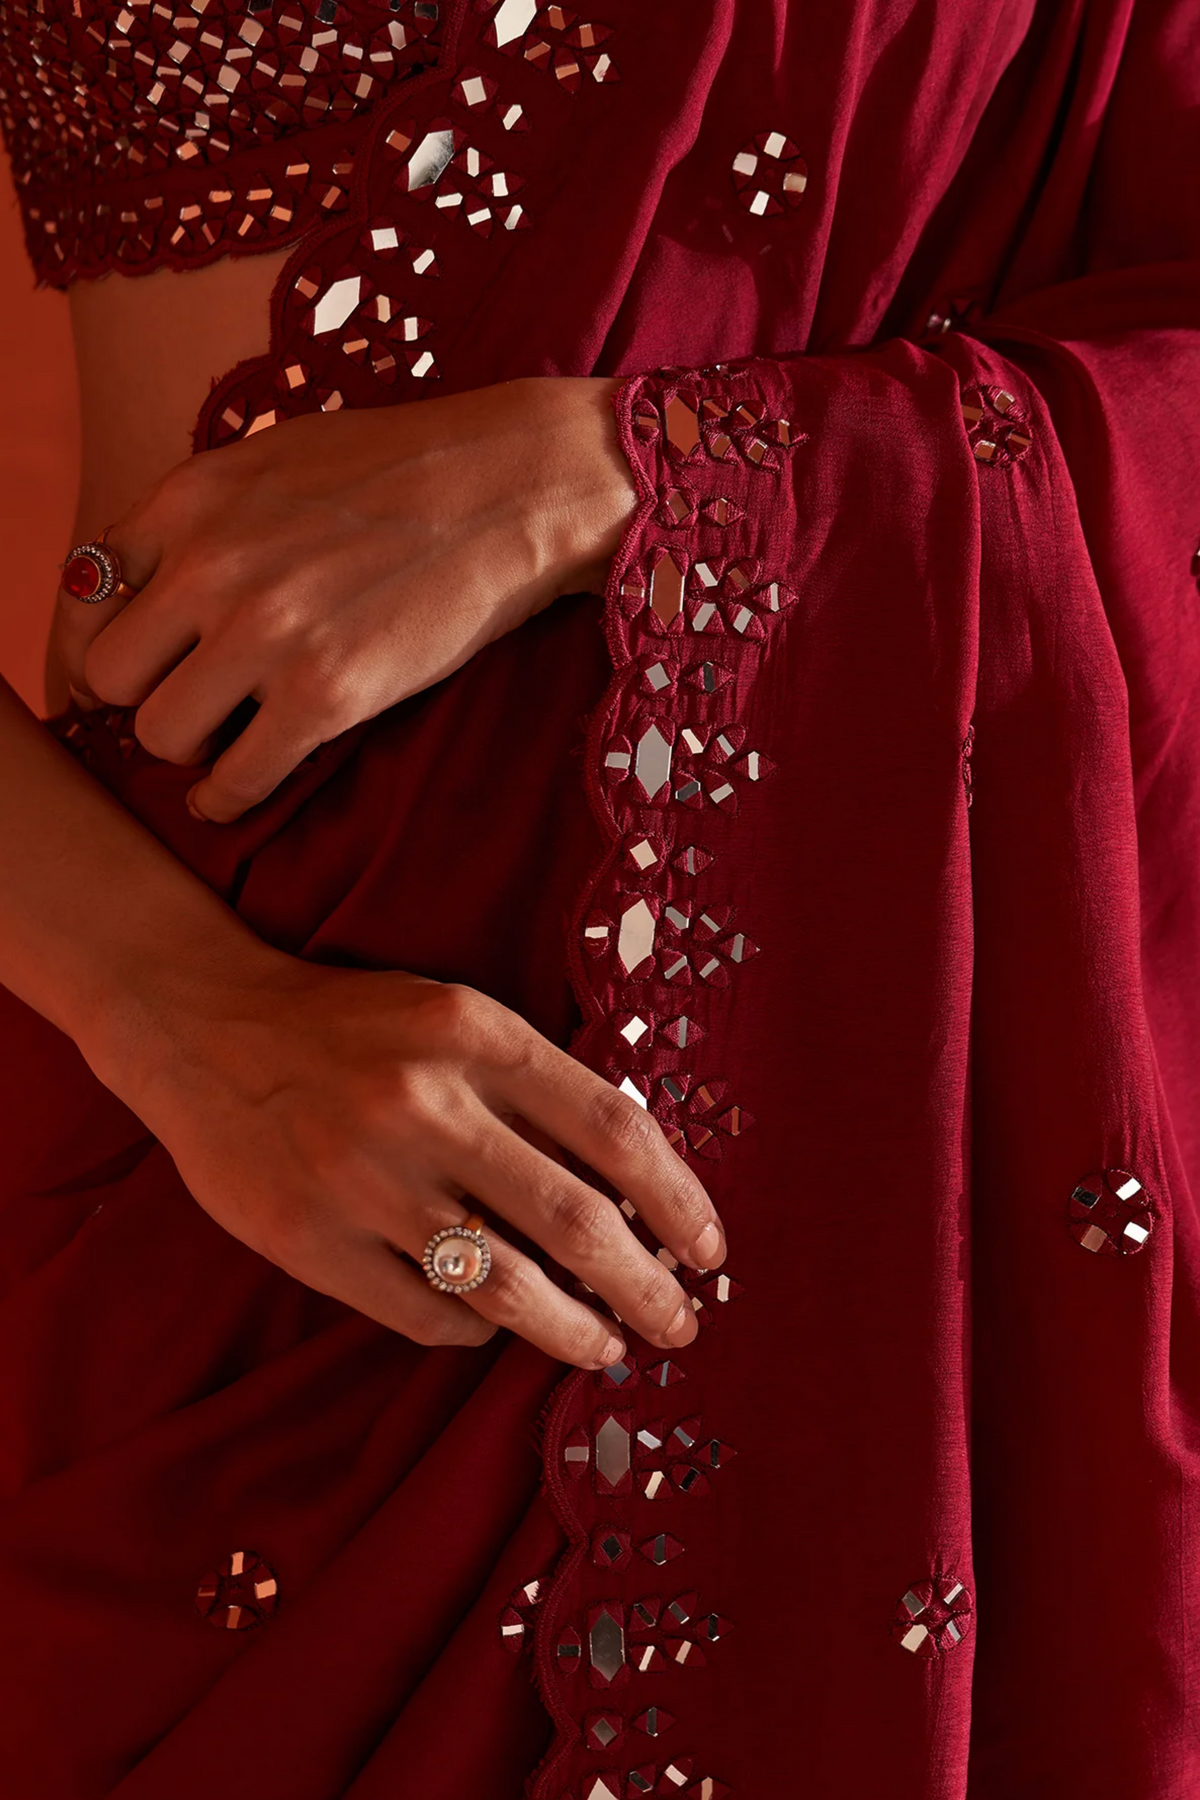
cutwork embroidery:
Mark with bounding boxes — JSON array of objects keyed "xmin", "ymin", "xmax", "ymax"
[
  {"xmin": 530, "ymin": 359, "xmax": 802, "ymax": 1799},
  {"xmin": 488, "ymin": 1, "xmax": 619, "ymax": 86},
  {"xmin": 636, "ymin": 386, "xmax": 805, "ymax": 469},
  {"xmin": 0, "ymin": 0, "xmax": 442, "ymax": 284},
  {"xmin": 203, "ymin": 0, "xmax": 631, "ymax": 446},
  {"xmin": 423, "ymin": 139, "xmax": 531, "ymax": 235}
]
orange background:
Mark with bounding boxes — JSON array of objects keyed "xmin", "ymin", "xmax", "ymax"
[{"xmin": 0, "ymin": 153, "xmax": 80, "ymax": 715}]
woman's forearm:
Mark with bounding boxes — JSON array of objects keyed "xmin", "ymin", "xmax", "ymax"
[
  {"xmin": 0, "ymin": 674, "xmax": 276, "ymax": 1083},
  {"xmin": 0, "ymin": 685, "xmax": 722, "ymax": 1369}
]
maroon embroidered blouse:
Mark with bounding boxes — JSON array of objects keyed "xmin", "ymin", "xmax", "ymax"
[{"xmin": 0, "ymin": 0, "xmax": 440, "ymax": 284}]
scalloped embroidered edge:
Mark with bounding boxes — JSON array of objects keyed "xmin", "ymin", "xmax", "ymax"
[{"xmin": 522, "ymin": 373, "xmax": 664, "ymax": 1800}]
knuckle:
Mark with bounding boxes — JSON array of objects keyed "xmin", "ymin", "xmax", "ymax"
[
  {"xmin": 544, "ymin": 1183, "xmax": 612, "ymax": 1260},
  {"xmin": 369, "ymin": 1066, "xmax": 465, "ymax": 1151},
  {"xmin": 416, "ymin": 982, "xmax": 485, "ymax": 1055},
  {"xmin": 476, "ymin": 1007, "xmax": 534, "ymax": 1075},
  {"xmin": 287, "ymin": 660, "xmax": 362, "ymax": 738},
  {"xmin": 656, "ymin": 1166, "xmax": 711, "ymax": 1232},
  {"xmin": 238, "ymin": 583, "xmax": 301, "ymax": 643},
  {"xmin": 592, "ymin": 1088, "xmax": 658, "ymax": 1160},
  {"xmin": 375, "ymin": 1062, "xmax": 434, "ymax": 1128},
  {"xmin": 158, "ymin": 452, "xmax": 216, "ymax": 515},
  {"xmin": 477, "ymin": 1254, "xmax": 531, "ymax": 1317}
]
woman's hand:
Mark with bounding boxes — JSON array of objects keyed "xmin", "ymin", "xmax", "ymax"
[
  {"xmin": 55, "ymin": 377, "xmax": 636, "ymax": 823},
  {"xmin": 118, "ymin": 950, "xmax": 724, "ymax": 1369}
]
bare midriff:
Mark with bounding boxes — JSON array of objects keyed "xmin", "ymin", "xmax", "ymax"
[
  {"xmin": 68, "ymin": 246, "xmax": 291, "ymax": 530},
  {"xmin": 48, "ymin": 246, "xmax": 291, "ymax": 706}
]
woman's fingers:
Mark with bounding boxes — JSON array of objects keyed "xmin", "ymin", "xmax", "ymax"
[
  {"xmin": 386, "ymin": 1197, "xmax": 628, "ymax": 1369},
  {"xmin": 452, "ymin": 1119, "xmax": 699, "ymax": 1351},
  {"xmin": 129, "ymin": 637, "xmax": 263, "ymax": 766},
  {"xmin": 484, "ymin": 1026, "xmax": 725, "ymax": 1274},
  {"xmin": 55, "ymin": 569, "xmax": 147, "ymax": 703},
  {"xmin": 83, "ymin": 580, "xmax": 202, "ymax": 712},
  {"xmin": 281, "ymin": 1142, "xmax": 632, "ymax": 1371},
  {"xmin": 455, "ymin": 1237, "xmax": 628, "ymax": 1368},
  {"xmin": 184, "ymin": 696, "xmax": 329, "ymax": 822},
  {"xmin": 288, "ymin": 1225, "xmax": 500, "ymax": 1348},
  {"xmin": 55, "ymin": 514, "xmax": 165, "ymax": 701}
]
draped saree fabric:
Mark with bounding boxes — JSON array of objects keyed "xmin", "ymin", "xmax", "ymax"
[{"xmin": 1, "ymin": 0, "xmax": 1199, "ymax": 1794}]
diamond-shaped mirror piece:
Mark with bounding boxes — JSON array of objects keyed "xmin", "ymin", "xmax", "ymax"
[
  {"xmin": 311, "ymin": 275, "xmax": 361, "ymax": 335},
  {"xmin": 664, "ymin": 393, "xmax": 700, "ymax": 456},
  {"xmin": 595, "ymin": 1414, "xmax": 631, "ymax": 1487},
  {"xmin": 649, "ymin": 550, "xmax": 686, "ymax": 626},
  {"xmin": 589, "ymin": 1607, "xmax": 627, "ymax": 1682},
  {"xmin": 634, "ymin": 725, "xmax": 673, "ymax": 799},
  {"xmin": 407, "ymin": 128, "xmax": 456, "ymax": 189},
  {"xmin": 492, "ymin": 0, "xmax": 538, "ymax": 42}
]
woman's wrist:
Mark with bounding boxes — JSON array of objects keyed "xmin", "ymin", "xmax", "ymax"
[
  {"xmin": 0, "ymin": 675, "xmax": 280, "ymax": 1107},
  {"xmin": 512, "ymin": 375, "xmax": 637, "ymax": 597},
  {"xmin": 77, "ymin": 904, "xmax": 293, "ymax": 1114}
]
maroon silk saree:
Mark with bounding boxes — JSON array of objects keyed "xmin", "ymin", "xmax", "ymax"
[{"xmin": 2, "ymin": 1, "xmax": 1199, "ymax": 1794}]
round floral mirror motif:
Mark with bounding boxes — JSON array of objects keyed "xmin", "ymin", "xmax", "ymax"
[
  {"xmin": 731, "ymin": 131, "xmax": 808, "ymax": 216},
  {"xmin": 1068, "ymin": 1168, "xmax": 1155, "ymax": 1256},
  {"xmin": 195, "ymin": 1549, "xmax": 279, "ymax": 1631},
  {"xmin": 892, "ymin": 1574, "xmax": 973, "ymax": 1656}
]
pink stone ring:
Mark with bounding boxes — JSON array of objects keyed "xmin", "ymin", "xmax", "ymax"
[
  {"xmin": 60, "ymin": 534, "xmax": 138, "ymax": 606},
  {"xmin": 422, "ymin": 1213, "xmax": 493, "ymax": 1294}
]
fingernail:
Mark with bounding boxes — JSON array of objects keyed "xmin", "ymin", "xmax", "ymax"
[
  {"xmin": 185, "ymin": 786, "xmax": 208, "ymax": 822},
  {"xmin": 684, "ymin": 1220, "xmax": 725, "ymax": 1271},
  {"xmin": 589, "ymin": 1335, "xmax": 627, "ymax": 1370},
  {"xmin": 663, "ymin": 1304, "xmax": 697, "ymax": 1347}
]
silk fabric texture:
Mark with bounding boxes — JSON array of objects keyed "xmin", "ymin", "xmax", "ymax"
[{"xmin": 1, "ymin": 1, "xmax": 1199, "ymax": 1795}]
